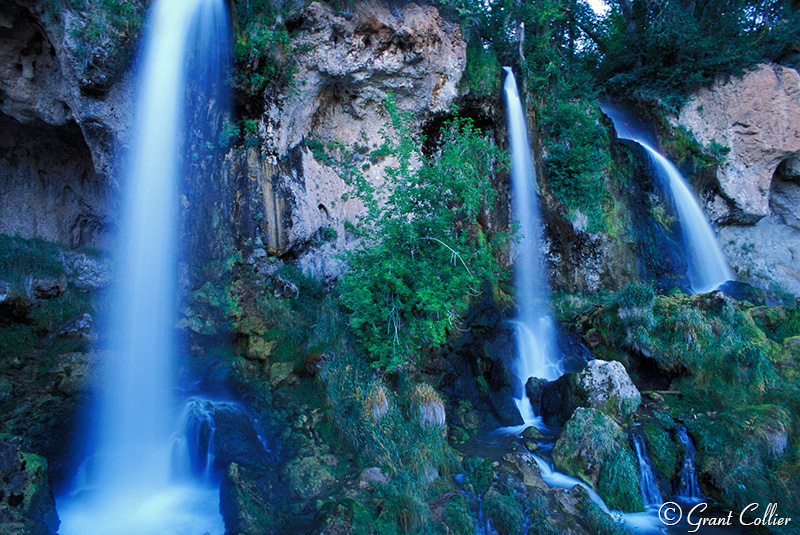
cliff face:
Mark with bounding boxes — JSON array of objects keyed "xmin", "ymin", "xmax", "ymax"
[
  {"xmin": 221, "ymin": 0, "xmax": 467, "ymax": 282},
  {"xmin": 675, "ymin": 64, "xmax": 800, "ymax": 298},
  {"xmin": 0, "ymin": 0, "xmax": 143, "ymax": 247}
]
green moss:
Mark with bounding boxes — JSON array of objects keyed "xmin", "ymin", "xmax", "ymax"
[
  {"xmin": 483, "ymin": 490, "xmax": 524, "ymax": 535},
  {"xmin": 463, "ymin": 456, "xmax": 494, "ymax": 495},
  {"xmin": 598, "ymin": 450, "xmax": 644, "ymax": 512},
  {"xmin": 459, "ymin": 41, "xmax": 501, "ymax": 98},
  {"xmin": 443, "ymin": 493, "xmax": 474, "ymax": 535},
  {"xmin": 553, "ymin": 408, "xmax": 643, "ymax": 512},
  {"xmin": 641, "ymin": 422, "xmax": 680, "ymax": 481},
  {"xmin": 576, "ymin": 492, "xmax": 633, "ymax": 535}
]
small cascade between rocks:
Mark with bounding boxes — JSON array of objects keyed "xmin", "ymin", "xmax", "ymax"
[
  {"xmin": 601, "ymin": 105, "xmax": 733, "ymax": 293},
  {"xmin": 631, "ymin": 427, "xmax": 664, "ymax": 507},
  {"xmin": 676, "ymin": 425, "xmax": 703, "ymax": 502},
  {"xmin": 502, "ymin": 68, "xmax": 562, "ymax": 424},
  {"xmin": 56, "ymin": 1, "xmax": 230, "ymax": 533}
]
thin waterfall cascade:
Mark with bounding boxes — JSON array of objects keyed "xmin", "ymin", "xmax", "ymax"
[
  {"xmin": 631, "ymin": 427, "xmax": 664, "ymax": 507},
  {"xmin": 502, "ymin": 68, "xmax": 562, "ymax": 424},
  {"xmin": 601, "ymin": 104, "xmax": 733, "ymax": 294},
  {"xmin": 676, "ymin": 426, "xmax": 703, "ymax": 502},
  {"xmin": 57, "ymin": 1, "xmax": 229, "ymax": 534}
]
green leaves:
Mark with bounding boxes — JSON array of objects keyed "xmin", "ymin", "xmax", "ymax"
[{"xmin": 340, "ymin": 98, "xmax": 509, "ymax": 369}]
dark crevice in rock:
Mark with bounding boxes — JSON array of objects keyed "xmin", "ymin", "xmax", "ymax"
[{"xmin": 0, "ymin": 113, "xmax": 108, "ymax": 248}]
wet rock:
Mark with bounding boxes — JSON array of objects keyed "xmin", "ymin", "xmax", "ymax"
[
  {"xmin": 211, "ymin": 404, "xmax": 270, "ymax": 470},
  {"xmin": 0, "ymin": 442, "xmax": 59, "ymax": 535},
  {"xmin": 552, "ymin": 408, "xmax": 643, "ymax": 512},
  {"xmin": 489, "ymin": 389, "xmax": 524, "ymax": 427},
  {"xmin": 246, "ymin": 336, "xmax": 277, "ymax": 362},
  {"xmin": 524, "ymin": 377, "xmax": 548, "ymax": 416},
  {"xmin": 57, "ymin": 313, "xmax": 96, "ymax": 342},
  {"xmin": 271, "ymin": 275, "xmax": 298, "ymax": 299},
  {"xmin": 541, "ymin": 359, "xmax": 640, "ymax": 426},
  {"xmin": 30, "ymin": 277, "xmax": 65, "ymax": 300},
  {"xmin": 269, "ymin": 362, "xmax": 299, "ymax": 387},
  {"xmin": 719, "ymin": 280, "xmax": 767, "ymax": 306},
  {"xmin": 220, "ymin": 462, "xmax": 280, "ymax": 535}
]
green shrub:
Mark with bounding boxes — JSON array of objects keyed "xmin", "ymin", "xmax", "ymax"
[{"xmin": 340, "ymin": 96, "xmax": 509, "ymax": 369}]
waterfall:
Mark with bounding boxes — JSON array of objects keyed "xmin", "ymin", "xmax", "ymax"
[
  {"xmin": 631, "ymin": 427, "xmax": 664, "ymax": 507},
  {"xmin": 676, "ymin": 426, "xmax": 703, "ymax": 502},
  {"xmin": 601, "ymin": 105, "xmax": 732, "ymax": 293},
  {"xmin": 57, "ymin": 1, "xmax": 229, "ymax": 533},
  {"xmin": 502, "ymin": 68, "xmax": 562, "ymax": 424}
]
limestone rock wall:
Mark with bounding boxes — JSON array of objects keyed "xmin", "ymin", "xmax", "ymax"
[
  {"xmin": 675, "ymin": 64, "xmax": 800, "ymax": 298},
  {"xmin": 231, "ymin": 0, "xmax": 467, "ymax": 282},
  {"xmin": 0, "ymin": 0, "xmax": 141, "ymax": 247}
]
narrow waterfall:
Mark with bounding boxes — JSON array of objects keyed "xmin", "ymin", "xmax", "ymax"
[
  {"xmin": 631, "ymin": 427, "xmax": 664, "ymax": 507},
  {"xmin": 503, "ymin": 68, "xmax": 562, "ymax": 423},
  {"xmin": 676, "ymin": 426, "xmax": 703, "ymax": 502},
  {"xmin": 601, "ymin": 105, "xmax": 732, "ymax": 293},
  {"xmin": 57, "ymin": 1, "xmax": 229, "ymax": 533}
]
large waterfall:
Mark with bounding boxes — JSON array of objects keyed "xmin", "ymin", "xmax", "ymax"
[
  {"xmin": 602, "ymin": 105, "xmax": 732, "ymax": 293},
  {"xmin": 57, "ymin": 1, "xmax": 229, "ymax": 533},
  {"xmin": 503, "ymin": 69, "xmax": 562, "ymax": 423}
]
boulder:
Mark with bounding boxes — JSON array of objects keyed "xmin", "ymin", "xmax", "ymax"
[
  {"xmin": 220, "ymin": 463, "xmax": 280, "ymax": 535},
  {"xmin": 282, "ymin": 446, "xmax": 339, "ymax": 501},
  {"xmin": 541, "ymin": 360, "xmax": 641, "ymax": 426},
  {"xmin": 489, "ymin": 389, "xmax": 524, "ymax": 427},
  {"xmin": 0, "ymin": 442, "xmax": 59, "ymax": 535},
  {"xmin": 552, "ymin": 408, "xmax": 643, "ymax": 512}
]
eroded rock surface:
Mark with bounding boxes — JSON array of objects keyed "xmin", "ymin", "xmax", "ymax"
[
  {"xmin": 676, "ymin": 64, "xmax": 800, "ymax": 223},
  {"xmin": 228, "ymin": 0, "xmax": 466, "ymax": 281}
]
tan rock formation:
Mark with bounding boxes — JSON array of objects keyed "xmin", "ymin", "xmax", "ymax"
[
  {"xmin": 675, "ymin": 64, "xmax": 800, "ymax": 223},
  {"xmin": 675, "ymin": 64, "xmax": 800, "ymax": 298}
]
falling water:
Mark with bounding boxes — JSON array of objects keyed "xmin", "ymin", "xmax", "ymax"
[
  {"xmin": 676, "ymin": 426, "xmax": 703, "ymax": 502},
  {"xmin": 503, "ymin": 68, "xmax": 562, "ymax": 423},
  {"xmin": 601, "ymin": 105, "xmax": 732, "ymax": 293},
  {"xmin": 631, "ymin": 427, "xmax": 664, "ymax": 507},
  {"xmin": 57, "ymin": 1, "xmax": 229, "ymax": 533}
]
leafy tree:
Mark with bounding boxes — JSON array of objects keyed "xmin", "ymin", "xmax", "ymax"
[{"xmin": 340, "ymin": 97, "xmax": 509, "ymax": 370}]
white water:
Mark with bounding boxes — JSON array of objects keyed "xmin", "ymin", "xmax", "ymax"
[
  {"xmin": 57, "ymin": 1, "xmax": 228, "ymax": 533},
  {"xmin": 632, "ymin": 427, "xmax": 665, "ymax": 507},
  {"xmin": 503, "ymin": 68, "xmax": 562, "ymax": 423},
  {"xmin": 675, "ymin": 426, "xmax": 703, "ymax": 502},
  {"xmin": 600, "ymin": 105, "xmax": 732, "ymax": 293},
  {"xmin": 640, "ymin": 144, "xmax": 733, "ymax": 293}
]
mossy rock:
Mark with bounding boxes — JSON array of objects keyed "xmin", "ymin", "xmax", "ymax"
[
  {"xmin": 220, "ymin": 462, "xmax": 280, "ymax": 535},
  {"xmin": 443, "ymin": 493, "xmax": 475, "ymax": 535},
  {"xmin": 0, "ymin": 442, "xmax": 59, "ymax": 535},
  {"xmin": 282, "ymin": 447, "xmax": 339, "ymax": 501},
  {"xmin": 553, "ymin": 408, "xmax": 644, "ymax": 512},
  {"xmin": 483, "ymin": 490, "xmax": 524, "ymax": 535},
  {"xmin": 246, "ymin": 336, "xmax": 277, "ymax": 362},
  {"xmin": 641, "ymin": 421, "xmax": 681, "ymax": 481}
]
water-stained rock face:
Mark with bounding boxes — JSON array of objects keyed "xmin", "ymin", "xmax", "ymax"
[{"xmin": 676, "ymin": 64, "xmax": 800, "ymax": 224}]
